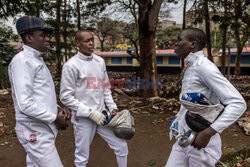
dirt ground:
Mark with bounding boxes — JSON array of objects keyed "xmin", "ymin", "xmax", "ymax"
[{"xmin": 0, "ymin": 73, "xmax": 249, "ymax": 167}]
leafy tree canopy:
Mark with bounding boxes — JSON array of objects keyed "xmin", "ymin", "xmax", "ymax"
[
  {"xmin": 156, "ymin": 26, "xmax": 181, "ymax": 49},
  {"xmin": 0, "ymin": 24, "xmax": 19, "ymax": 88}
]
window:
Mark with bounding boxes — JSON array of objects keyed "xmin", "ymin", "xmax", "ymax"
[
  {"xmin": 241, "ymin": 56, "xmax": 250, "ymax": 64},
  {"xmin": 230, "ymin": 56, "xmax": 236, "ymax": 64},
  {"xmin": 169, "ymin": 57, "xmax": 180, "ymax": 64},
  {"xmin": 127, "ymin": 57, "xmax": 132, "ymax": 64},
  {"xmin": 157, "ymin": 57, "xmax": 163, "ymax": 64},
  {"xmin": 111, "ymin": 57, "xmax": 122, "ymax": 64}
]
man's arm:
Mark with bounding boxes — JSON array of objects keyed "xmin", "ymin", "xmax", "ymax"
[
  {"xmin": 200, "ymin": 63, "xmax": 246, "ymax": 133},
  {"xmin": 102, "ymin": 62, "xmax": 118, "ymax": 113},
  {"xmin": 9, "ymin": 59, "xmax": 57, "ymax": 124},
  {"xmin": 192, "ymin": 63, "xmax": 246, "ymax": 149},
  {"xmin": 60, "ymin": 64, "xmax": 105, "ymax": 125},
  {"xmin": 60, "ymin": 64, "xmax": 92, "ymax": 117}
]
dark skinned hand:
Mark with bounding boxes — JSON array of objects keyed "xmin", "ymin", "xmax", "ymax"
[
  {"xmin": 54, "ymin": 107, "xmax": 71, "ymax": 130},
  {"xmin": 111, "ymin": 109, "xmax": 118, "ymax": 117},
  {"xmin": 60, "ymin": 107, "xmax": 71, "ymax": 121},
  {"xmin": 54, "ymin": 110, "xmax": 68, "ymax": 130},
  {"xmin": 191, "ymin": 126, "xmax": 217, "ymax": 150}
]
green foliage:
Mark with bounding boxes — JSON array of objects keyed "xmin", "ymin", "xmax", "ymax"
[
  {"xmin": 85, "ymin": 0, "xmax": 112, "ymax": 17},
  {"xmin": 146, "ymin": 159, "xmax": 156, "ymax": 166},
  {"xmin": 217, "ymin": 153, "xmax": 245, "ymax": 167},
  {"xmin": 156, "ymin": 26, "xmax": 182, "ymax": 49},
  {"xmin": 0, "ymin": 24, "xmax": 19, "ymax": 41},
  {"xmin": 0, "ymin": 25, "xmax": 19, "ymax": 65},
  {"xmin": 88, "ymin": 16, "xmax": 124, "ymax": 51},
  {"xmin": 21, "ymin": 0, "xmax": 54, "ymax": 17},
  {"xmin": 71, "ymin": 0, "xmax": 111, "ymax": 22},
  {"xmin": 0, "ymin": 39, "xmax": 17, "ymax": 65},
  {"xmin": 232, "ymin": 154, "xmax": 244, "ymax": 163},
  {"xmin": 0, "ymin": 25, "xmax": 19, "ymax": 88},
  {"xmin": 0, "ymin": 62, "xmax": 10, "ymax": 89},
  {"xmin": 210, "ymin": 30, "xmax": 235, "ymax": 49},
  {"xmin": 0, "ymin": 0, "xmax": 22, "ymax": 19}
]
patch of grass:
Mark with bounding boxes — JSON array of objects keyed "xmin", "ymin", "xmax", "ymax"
[
  {"xmin": 146, "ymin": 159, "xmax": 156, "ymax": 166},
  {"xmin": 217, "ymin": 149, "xmax": 249, "ymax": 167}
]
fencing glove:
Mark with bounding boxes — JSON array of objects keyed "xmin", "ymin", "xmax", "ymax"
[{"xmin": 88, "ymin": 110, "xmax": 106, "ymax": 125}]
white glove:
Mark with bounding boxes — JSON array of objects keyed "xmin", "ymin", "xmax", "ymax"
[{"xmin": 88, "ymin": 110, "xmax": 106, "ymax": 125}]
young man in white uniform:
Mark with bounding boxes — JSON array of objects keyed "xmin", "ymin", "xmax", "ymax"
[
  {"xmin": 8, "ymin": 16, "xmax": 70, "ymax": 167},
  {"xmin": 166, "ymin": 28, "xmax": 246, "ymax": 167},
  {"xmin": 60, "ymin": 30, "xmax": 128, "ymax": 167}
]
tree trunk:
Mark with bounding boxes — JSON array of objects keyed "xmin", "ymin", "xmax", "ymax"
[
  {"xmin": 100, "ymin": 40, "xmax": 104, "ymax": 51},
  {"xmin": 181, "ymin": 0, "xmax": 187, "ymax": 69},
  {"xmin": 182, "ymin": 0, "xmax": 187, "ymax": 30},
  {"xmin": 204, "ymin": 0, "xmax": 213, "ymax": 62},
  {"xmin": 138, "ymin": 30, "xmax": 158, "ymax": 97},
  {"xmin": 128, "ymin": 39, "xmax": 140, "ymax": 62},
  {"xmin": 221, "ymin": 0, "xmax": 228, "ymax": 75},
  {"xmin": 234, "ymin": 28, "xmax": 242, "ymax": 75},
  {"xmin": 55, "ymin": 0, "xmax": 62, "ymax": 77},
  {"xmin": 63, "ymin": 0, "xmax": 68, "ymax": 63},
  {"xmin": 227, "ymin": 47, "xmax": 231, "ymax": 76},
  {"xmin": 234, "ymin": 0, "xmax": 242, "ymax": 75},
  {"xmin": 138, "ymin": 0, "xmax": 163, "ymax": 97},
  {"xmin": 221, "ymin": 25, "xmax": 227, "ymax": 75},
  {"xmin": 96, "ymin": 32, "xmax": 106, "ymax": 51},
  {"xmin": 76, "ymin": 0, "xmax": 81, "ymax": 30}
]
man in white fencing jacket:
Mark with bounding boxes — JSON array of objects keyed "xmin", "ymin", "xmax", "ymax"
[
  {"xmin": 166, "ymin": 28, "xmax": 246, "ymax": 167},
  {"xmin": 60, "ymin": 30, "xmax": 128, "ymax": 167},
  {"xmin": 8, "ymin": 16, "xmax": 70, "ymax": 167}
]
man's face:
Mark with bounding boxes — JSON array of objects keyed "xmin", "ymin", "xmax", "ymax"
[
  {"xmin": 175, "ymin": 30, "xmax": 192, "ymax": 58},
  {"xmin": 76, "ymin": 32, "xmax": 94, "ymax": 56},
  {"xmin": 27, "ymin": 30, "xmax": 50, "ymax": 52}
]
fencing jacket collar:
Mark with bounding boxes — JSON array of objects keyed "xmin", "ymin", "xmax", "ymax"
[
  {"xmin": 77, "ymin": 51, "xmax": 93, "ymax": 61},
  {"xmin": 23, "ymin": 44, "xmax": 41, "ymax": 58},
  {"xmin": 184, "ymin": 50, "xmax": 204, "ymax": 67}
]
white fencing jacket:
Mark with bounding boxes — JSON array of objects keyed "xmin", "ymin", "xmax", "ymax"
[
  {"xmin": 8, "ymin": 45, "xmax": 58, "ymax": 135},
  {"xmin": 60, "ymin": 52, "xmax": 117, "ymax": 117},
  {"xmin": 177, "ymin": 51, "xmax": 246, "ymax": 133}
]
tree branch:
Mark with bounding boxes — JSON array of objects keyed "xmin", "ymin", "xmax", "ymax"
[{"xmin": 134, "ymin": 0, "xmax": 143, "ymax": 7}]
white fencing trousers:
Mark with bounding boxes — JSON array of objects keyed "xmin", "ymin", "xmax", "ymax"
[
  {"xmin": 165, "ymin": 133, "xmax": 222, "ymax": 167},
  {"xmin": 15, "ymin": 121, "xmax": 63, "ymax": 167},
  {"xmin": 72, "ymin": 115, "xmax": 128, "ymax": 167}
]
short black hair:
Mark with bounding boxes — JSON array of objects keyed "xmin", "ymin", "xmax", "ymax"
[
  {"xmin": 20, "ymin": 31, "xmax": 33, "ymax": 44},
  {"xmin": 182, "ymin": 28, "xmax": 207, "ymax": 50},
  {"xmin": 75, "ymin": 30, "xmax": 92, "ymax": 41}
]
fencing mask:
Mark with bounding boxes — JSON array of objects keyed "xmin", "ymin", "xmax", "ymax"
[{"xmin": 106, "ymin": 109, "xmax": 135, "ymax": 140}]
